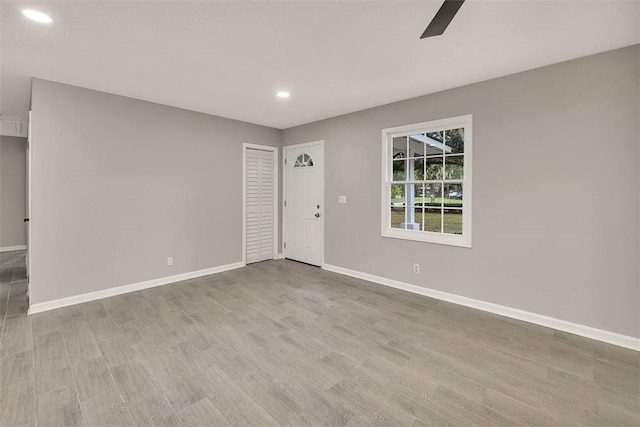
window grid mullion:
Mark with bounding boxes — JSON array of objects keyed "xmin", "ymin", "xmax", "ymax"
[
  {"xmin": 439, "ymin": 130, "xmax": 445, "ymax": 233},
  {"xmin": 391, "ymin": 179, "xmax": 464, "ymax": 184},
  {"xmin": 405, "ymin": 137, "xmax": 409, "ymax": 228}
]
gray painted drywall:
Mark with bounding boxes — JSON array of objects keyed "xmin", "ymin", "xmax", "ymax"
[
  {"xmin": 30, "ymin": 79, "xmax": 281, "ymax": 305},
  {"xmin": 0, "ymin": 136, "xmax": 27, "ymax": 248},
  {"xmin": 282, "ymin": 45, "xmax": 640, "ymax": 338}
]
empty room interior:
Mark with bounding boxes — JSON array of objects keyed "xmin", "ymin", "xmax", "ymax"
[{"xmin": 1, "ymin": 1, "xmax": 639, "ymax": 425}]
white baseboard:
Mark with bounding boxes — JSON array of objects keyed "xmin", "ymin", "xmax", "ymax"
[
  {"xmin": 28, "ymin": 261, "xmax": 245, "ymax": 315},
  {"xmin": 274, "ymin": 253, "xmax": 285, "ymax": 260},
  {"xmin": 322, "ymin": 263, "xmax": 640, "ymax": 351},
  {"xmin": 0, "ymin": 245, "xmax": 27, "ymax": 253}
]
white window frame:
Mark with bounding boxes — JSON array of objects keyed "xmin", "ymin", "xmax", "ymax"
[{"xmin": 381, "ymin": 114, "xmax": 472, "ymax": 248}]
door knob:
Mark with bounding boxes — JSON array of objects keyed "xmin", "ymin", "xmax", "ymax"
[{"xmin": 314, "ymin": 213, "xmax": 321, "ymax": 218}]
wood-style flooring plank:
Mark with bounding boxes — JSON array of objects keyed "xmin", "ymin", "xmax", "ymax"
[{"xmin": 0, "ymin": 252, "xmax": 638, "ymax": 426}]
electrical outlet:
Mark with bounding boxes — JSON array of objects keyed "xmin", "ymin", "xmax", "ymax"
[
  {"xmin": 413, "ymin": 263, "xmax": 420, "ymax": 274},
  {"xmin": 338, "ymin": 195, "xmax": 348, "ymax": 204},
  {"xmin": 167, "ymin": 256, "xmax": 173, "ymax": 266}
]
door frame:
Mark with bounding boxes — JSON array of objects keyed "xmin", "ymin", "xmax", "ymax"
[
  {"xmin": 242, "ymin": 143, "xmax": 279, "ymax": 265},
  {"xmin": 282, "ymin": 140, "xmax": 325, "ymax": 267},
  {"xmin": 26, "ymin": 111, "xmax": 32, "ymax": 297}
]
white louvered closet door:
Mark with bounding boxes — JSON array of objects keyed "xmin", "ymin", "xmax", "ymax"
[{"xmin": 246, "ymin": 149, "xmax": 274, "ymax": 264}]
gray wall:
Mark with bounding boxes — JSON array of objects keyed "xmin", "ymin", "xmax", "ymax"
[
  {"xmin": 282, "ymin": 46, "xmax": 640, "ymax": 338},
  {"xmin": 0, "ymin": 136, "xmax": 27, "ymax": 248},
  {"xmin": 30, "ymin": 79, "xmax": 281, "ymax": 305}
]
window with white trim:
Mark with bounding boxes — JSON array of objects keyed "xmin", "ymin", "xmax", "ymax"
[{"xmin": 381, "ymin": 115, "xmax": 472, "ymax": 247}]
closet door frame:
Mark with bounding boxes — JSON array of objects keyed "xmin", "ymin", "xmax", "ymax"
[{"xmin": 242, "ymin": 143, "xmax": 279, "ymax": 265}]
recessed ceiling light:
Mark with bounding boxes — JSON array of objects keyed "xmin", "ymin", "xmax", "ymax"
[
  {"xmin": 276, "ymin": 91, "xmax": 290, "ymax": 99},
  {"xmin": 22, "ymin": 9, "xmax": 53, "ymax": 24}
]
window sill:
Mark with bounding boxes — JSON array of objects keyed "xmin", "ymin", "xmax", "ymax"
[{"xmin": 382, "ymin": 229, "xmax": 471, "ymax": 248}]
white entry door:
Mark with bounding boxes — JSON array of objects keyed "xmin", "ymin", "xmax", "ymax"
[
  {"xmin": 245, "ymin": 146, "xmax": 276, "ymax": 264},
  {"xmin": 284, "ymin": 141, "xmax": 324, "ymax": 266}
]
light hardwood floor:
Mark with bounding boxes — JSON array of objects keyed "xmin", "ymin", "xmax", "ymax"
[{"xmin": 0, "ymin": 250, "xmax": 638, "ymax": 426}]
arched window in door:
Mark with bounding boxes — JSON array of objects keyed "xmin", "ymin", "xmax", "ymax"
[{"xmin": 294, "ymin": 153, "xmax": 314, "ymax": 168}]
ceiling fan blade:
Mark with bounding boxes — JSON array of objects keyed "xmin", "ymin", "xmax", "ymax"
[{"xmin": 420, "ymin": 0, "xmax": 465, "ymax": 39}]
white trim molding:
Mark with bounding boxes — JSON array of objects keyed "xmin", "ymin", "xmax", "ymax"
[
  {"xmin": 274, "ymin": 253, "xmax": 285, "ymax": 259},
  {"xmin": 322, "ymin": 263, "xmax": 640, "ymax": 351},
  {"xmin": 0, "ymin": 245, "xmax": 27, "ymax": 253},
  {"xmin": 28, "ymin": 261, "xmax": 245, "ymax": 315}
]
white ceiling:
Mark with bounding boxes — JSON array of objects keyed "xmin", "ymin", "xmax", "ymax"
[{"xmin": 1, "ymin": 0, "xmax": 639, "ymax": 130}]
